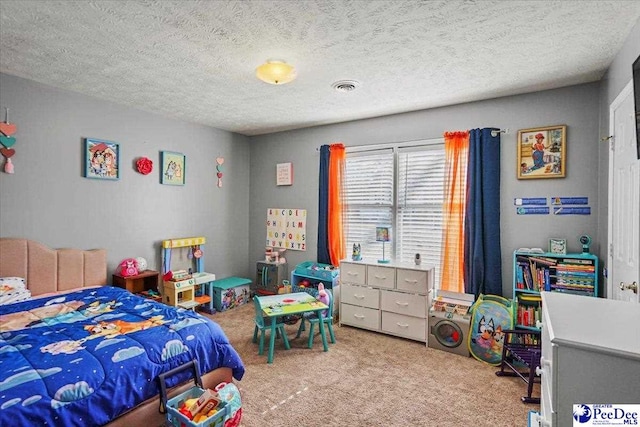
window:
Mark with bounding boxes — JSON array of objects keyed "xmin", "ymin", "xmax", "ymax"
[{"xmin": 344, "ymin": 139, "xmax": 449, "ymax": 288}]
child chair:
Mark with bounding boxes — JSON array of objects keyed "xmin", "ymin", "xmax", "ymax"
[
  {"xmin": 295, "ymin": 289, "xmax": 336, "ymax": 348},
  {"xmin": 495, "ymin": 329, "xmax": 542, "ymax": 404},
  {"xmin": 253, "ymin": 297, "xmax": 290, "ymax": 359}
]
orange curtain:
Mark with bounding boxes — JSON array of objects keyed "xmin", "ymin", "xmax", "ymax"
[
  {"xmin": 440, "ymin": 131, "xmax": 469, "ymax": 292},
  {"xmin": 328, "ymin": 143, "xmax": 346, "ymax": 265}
]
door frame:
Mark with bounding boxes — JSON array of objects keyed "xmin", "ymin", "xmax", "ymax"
[{"xmin": 607, "ymin": 79, "xmax": 634, "ymax": 299}]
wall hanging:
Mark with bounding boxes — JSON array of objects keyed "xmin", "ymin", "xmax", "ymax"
[
  {"xmin": 84, "ymin": 138, "xmax": 120, "ymax": 180},
  {"xmin": 517, "ymin": 125, "xmax": 566, "ymax": 179},
  {"xmin": 160, "ymin": 151, "xmax": 185, "ymax": 185},
  {"xmin": 136, "ymin": 157, "xmax": 153, "ymax": 175},
  {"xmin": 276, "ymin": 162, "xmax": 293, "ymax": 186},
  {"xmin": 0, "ymin": 108, "xmax": 17, "ymax": 174},
  {"xmin": 216, "ymin": 156, "xmax": 224, "ymax": 188},
  {"xmin": 266, "ymin": 208, "xmax": 307, "ymax": 251}
]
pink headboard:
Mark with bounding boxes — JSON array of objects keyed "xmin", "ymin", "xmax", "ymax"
[{"xmin": 0, "ymin": 238, "xmax": 107, "ymax": 296}]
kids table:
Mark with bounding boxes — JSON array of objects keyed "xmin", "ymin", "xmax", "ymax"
[{"xmin": 256, "ymin": 292, "xmax": 329, "ymax": 363}]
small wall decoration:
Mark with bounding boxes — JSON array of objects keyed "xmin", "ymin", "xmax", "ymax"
[
  {"xmin": 266, "ymin": 208, "xmax": 307, "ymax": 251},
  {"xmin": 136, "ymin": 157, "xmax": 153, "ymax": 175},
  {"xmin": 216, "ymin": 156, "xmax": 224, "ymax": 188},
  {"xmin": 517, "ymin": 125, "xmax": 566, "ymax": 180},
  {"xmin": 160, "ymin": 151, "xmax": 185, "ymax": 185},
  {"xmin": 84, "ymin": 138, "xmax": 119, "ymax": 180},
  {"xmin": 0, "ymin": 107, "xmax": 17, "ymax": 174},
  {"xmin": 276, "ymin": 162, "xmax": 293, "ymax": 186},
  {"xmin": 549, "ymin": 238, "xmax": 567, "ymax": 254}
]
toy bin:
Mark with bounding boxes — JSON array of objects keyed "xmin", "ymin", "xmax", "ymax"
[
  {"xmin": 211, "ymin": 277, "xmax": 251, "ymax": 312},
  {"xmin": 166, "ymin": 386, "xmax": 227, "ymax": 427},
  {"xmin": 293, "ymin": 261, "xmax": 340, "ymax": 281}
]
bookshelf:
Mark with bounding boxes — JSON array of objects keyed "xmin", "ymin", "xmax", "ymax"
[{"xmin": 512, "ymin": 250, "xmax": 598, "ymax": 331}]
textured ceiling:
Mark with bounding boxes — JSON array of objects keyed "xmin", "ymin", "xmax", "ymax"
[{"xmin": 1, "ymin": 1, "xmax": 639, "ymax": 136}]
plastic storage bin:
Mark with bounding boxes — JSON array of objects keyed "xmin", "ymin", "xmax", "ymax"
[
  {"xmin": 165, "ymin": 386, "xmax": 227, "ymax": 427},
  {"xmin": 293, "ymin": 261, "xmax": 340, "ymax": 281}
]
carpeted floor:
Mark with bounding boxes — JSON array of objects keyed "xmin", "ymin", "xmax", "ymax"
[{"xmin": 204, "ymin": 302, "xmax": 539, "ymax": 427}]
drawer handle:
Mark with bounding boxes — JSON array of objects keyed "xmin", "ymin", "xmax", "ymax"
[
  {"xmin": 404, "ymin": 279, "xmax": 418, "ymax": 284},
  {"xmin": 374, "ymin": 275, "xmax": 386, "ymax": 280},
  {"xmin": 354, "ymin": 294, "xmax": 365, "ymax": 300},
  {"xmin": 395, "ymin": 301, "xmax": 409, "ymax": 307},
  {"xmin": 347, "ymin": 272, "xmax": 359, "ymax": 276},
  {"xmin": 535, "ymin": 366, "xmax": 543, "ymax": 376},
  {"xmin": 353, "ymin": 314, "xmax": 365, "ymax": 319},
  {"xmin": 396, "ymin": 322, "xmax": 409, "ymax": 328}
]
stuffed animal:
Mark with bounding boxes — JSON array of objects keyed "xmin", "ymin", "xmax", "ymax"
[{"xmin": 316, "ymin": 283, "xmax": 331, "ymax": 318}]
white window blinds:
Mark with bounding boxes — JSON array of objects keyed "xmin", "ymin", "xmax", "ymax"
[{"xmin": 344, "ymin": 141, "xmax": 446, "ymax": 288}]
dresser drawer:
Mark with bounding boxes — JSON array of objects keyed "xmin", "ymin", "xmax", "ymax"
[
  {"xmin": 381, "ymin": 311, "xmax": 426, "ymax": 341},
  {"xmin": 340, "ymin": 262, "xmax": 367, "ymax": 285},
  {"xmin": 341, "ymin": 283, "xmax": 379, "ymax": 309},
  {"xmin": 396, "ymin": 268, "xmax": 429, "ymax": 294},
  {"xmin": 367, "ymin": 265, "xmax": 395, "ymax": 289},
  {"xmin": 380, "ymin": 290, "xmax": 427, "ymax": 318},
  {"xmin": 341, "ymin": 303, "xmax": 380, "ymax": 330}
]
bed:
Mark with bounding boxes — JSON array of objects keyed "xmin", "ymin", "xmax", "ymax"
[{"xmin": 0, "ymin": 238, "xmax": 245, "ymax": 427}]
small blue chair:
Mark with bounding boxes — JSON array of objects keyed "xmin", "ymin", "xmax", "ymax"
[
  {"xmin": 295, "ymin": 290, "xmax": 336, "ymax": 348},
  {"xmin": 253, "ymin": 297, "xmax": 290, "ymax": 359}
]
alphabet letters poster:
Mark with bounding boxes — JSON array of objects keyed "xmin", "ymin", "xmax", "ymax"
[{"xmin": 266, "ymin": 208, "xmax": 307, "ymax": 251}]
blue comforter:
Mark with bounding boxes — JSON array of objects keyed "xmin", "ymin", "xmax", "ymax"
[{"xmin": 0, "ymin": 286, "xmax": 244, "ymax": 426}]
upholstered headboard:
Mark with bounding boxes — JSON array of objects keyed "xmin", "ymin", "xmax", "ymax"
[{"xmin": 0, "ymin": 238, "xmax": 107, "ymax": 296}]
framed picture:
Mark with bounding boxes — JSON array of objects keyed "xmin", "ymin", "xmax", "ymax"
[
  {"xmin": 84, "ymin": 138, "xmax": 120, "ymax": 180},
  {"xmin": 549, "ymin": 238, "xmax": 567, "ymax": 255},
  {"xmin": 517, "ymin": 125, "xmax": 566, "ymax": 179},
  {"xmin": 276, "ymin": 162, "xmax": 293, "ymax": 186},
  {"xmin": 160, "ymin": 151, "xmax": 185, "ymax": 185}
]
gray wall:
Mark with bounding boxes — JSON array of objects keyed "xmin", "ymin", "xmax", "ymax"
[
  {"xmin": 249, "ymin": 83, "xmax": 602, "ymax": 297},
  {"xmin": 0, "ymin": 73, "xmax": 251, "ymax": 279},
  {"xmin": 596, "ymin": 19, "xmax": 640, "ymax": 279}
]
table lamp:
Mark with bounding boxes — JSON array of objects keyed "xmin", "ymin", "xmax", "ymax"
[{"xmin": 376, "ymin": 226, "xmax": 391, "ymax": 264}]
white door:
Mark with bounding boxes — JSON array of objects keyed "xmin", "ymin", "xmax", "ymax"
[{"xmin": 607, "ymin": 80, "xmax": 640, "ymax": 303}]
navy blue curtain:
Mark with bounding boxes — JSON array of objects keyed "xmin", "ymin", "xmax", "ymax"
[
  {"xmin": 317, "ymin": 145, "xmax": 331, "ymax": 264},
  {"xmin": 464, "ymin": 128, "xmax": 502, "ymax": 297}
]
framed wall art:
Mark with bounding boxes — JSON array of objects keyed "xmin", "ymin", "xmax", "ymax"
[
  {"xmin": 84, "ymin": 138, "xmax": 120, "ymax": 180},
  {"xmin": 160, "ymin": 151, "xmax": 185, "ymax": 185},
  {"xmin": 517, "ymin": 125, "xmax": 566, "ymax": 179},
  {"xmin": 276, "ymin": 162, "xmax": 293, "ymax": 186}
]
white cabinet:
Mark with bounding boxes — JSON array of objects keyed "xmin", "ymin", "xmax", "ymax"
[
  {"xmin": 540, "ymin": 292, "xmax": 640, "ymax": 427},
  {"xmin": 340, "ymin": 260, "xmax": 434, "ymax": 344}
]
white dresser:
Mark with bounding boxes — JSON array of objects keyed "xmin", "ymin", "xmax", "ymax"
[
  {"xmin": 539, "ymin": 292, "xmax": 640, "ymax": 427},
  {"xmin": 339, "ymin": 260, "xmax": 434, "ymax": 343}
]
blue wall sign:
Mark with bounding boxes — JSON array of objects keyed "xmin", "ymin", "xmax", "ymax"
[
  {"xmin": 514, "ymin": 198, "xmax": 547, "ymax": 206},
  {"xmin": 550, "ymin": 197, "xmax": 588, "ymax": 205},
  {"xmin": 553, "ymin": 207, "xmax": 591, "ymax": 215},
  {"xmin": 516, "ymin": 206, "xmax": 550, "ymax": 215}
]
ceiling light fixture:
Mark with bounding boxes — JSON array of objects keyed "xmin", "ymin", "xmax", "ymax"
[{"xmin": 255, "ymin": 60, "xmax": 297, "ymax": 85}]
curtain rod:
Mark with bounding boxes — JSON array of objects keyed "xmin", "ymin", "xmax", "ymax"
[
  {"xmin": 491, "ymin": 128, "xmax": 509, "ymax": 137},
  {"xmin": 315, "ymin": 129, "xmax": 508, "ymax": 151}
]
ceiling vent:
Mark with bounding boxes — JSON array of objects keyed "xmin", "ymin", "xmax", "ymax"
[{"xmin": 332, "ymin": 80, "xmax": 361, "ymax": 93}]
